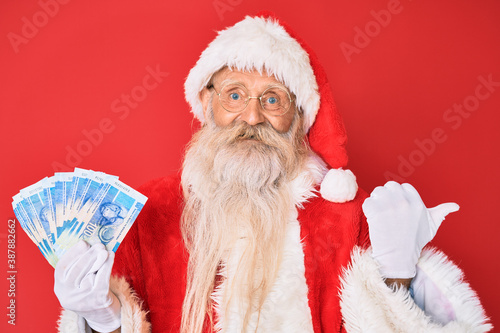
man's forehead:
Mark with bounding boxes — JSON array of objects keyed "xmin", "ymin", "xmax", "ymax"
[{"xmin": 212, "ymin": 67, "xmax": 287, "ymax": 90}]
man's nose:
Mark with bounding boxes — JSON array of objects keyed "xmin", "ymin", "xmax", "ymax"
[{"xmin": 239, "ymin": 97, "xmax": 265, "ymax": 126}]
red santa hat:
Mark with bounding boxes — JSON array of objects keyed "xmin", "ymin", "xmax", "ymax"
[{"xmin": 184, "ymin": 12, "xmax": 358, "ymax": 203}]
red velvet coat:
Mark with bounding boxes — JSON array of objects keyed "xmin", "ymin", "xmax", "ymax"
[{"xmin": 112, "ymin": 175, "xmax": 370, "ymax": 332}]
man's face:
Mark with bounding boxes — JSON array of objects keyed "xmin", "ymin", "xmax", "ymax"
[{"xmin": 200, "ymin": 68, "xmax": 296, "ymax": 133}]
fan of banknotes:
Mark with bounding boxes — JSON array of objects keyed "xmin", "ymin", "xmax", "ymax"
[{"xmin": 11, "ymin": 168, "xmax": 148, "ymax": 268}]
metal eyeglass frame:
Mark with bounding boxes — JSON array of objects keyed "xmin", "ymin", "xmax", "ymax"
[{"xmin": 209, "ymin": 82, "xmax": 295, "ymax": 116}]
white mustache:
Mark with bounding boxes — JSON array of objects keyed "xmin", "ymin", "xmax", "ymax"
[{"xmin": 225, "ymin": 122, "xmax": 288, "ymax": 150}]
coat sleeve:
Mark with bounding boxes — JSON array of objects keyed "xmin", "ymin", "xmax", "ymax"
[{"xmin": 339, "ymin": 246, "xmax": 492, "ymax": 333}]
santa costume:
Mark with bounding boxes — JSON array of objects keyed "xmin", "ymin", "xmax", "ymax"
[{"xmin": 58, "ymin": 13, "xmax": 491, "ymax": 333}]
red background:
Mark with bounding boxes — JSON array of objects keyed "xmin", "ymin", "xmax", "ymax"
[{"xmin": 1, "ymin": 0, "xmax": 499, "ymax": 331}]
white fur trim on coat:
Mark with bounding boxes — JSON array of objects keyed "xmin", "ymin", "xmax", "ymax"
[
  {"xmin": 290, "ymin": 152, "xmax": 328, "ymax": 208},
  {"xmin": 339, "ymin": 247, "xmax": 492, "ymax": 333},
  {"xmin": 57, "ymin": 309, "xmax": 91, "ymax": 333},
  {"xmin": 211, "ymin": 211, "xmax": 314, "ymax": 332},
  {"xmin": 184, "ymin": 15, "xmax": 320, "ymax": 132},
  {"xmin": 58, "ymin": 276, "xmax": 151, "ymax": 333}
]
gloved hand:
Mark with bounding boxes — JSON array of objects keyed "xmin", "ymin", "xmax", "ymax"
[
  {"xmin": 362, "ymin": 181, "xmax": 459, "ymax": 279},
  {"xmin": 54, "ymin": 240, "xmax": 121, "ymax": 332}
]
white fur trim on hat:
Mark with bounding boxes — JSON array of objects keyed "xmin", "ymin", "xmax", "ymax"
[
  {"xmin": 185, "ymin": 15, "xmax": 320, "ymax": 131},
  {"xmin": 320, "ymin": 168, "xmax": 358, "ymax": 203}
]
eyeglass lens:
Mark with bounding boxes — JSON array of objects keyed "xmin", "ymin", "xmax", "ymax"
[{"xmin": 219, "ymin": 83, "xmax": 291, "ymax": 116}]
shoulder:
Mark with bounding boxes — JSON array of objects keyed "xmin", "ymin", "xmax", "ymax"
[
  {"xmin": 138, "ymin": 174, "xmax": 183, "ymax": 204},
  {"xmin": 138, "ymin": 174, "xmax": 183, "ymax": 213},
  {"xmin": 298, "ymin": 187, "xmax": 368, "ymax": 243},
  {"xmin": 134, "ymin": 174, "xmax": 184, "ymax": 234},
  {"xmin": 300, "ymin": 186, "xmax": 368, "ymax": 220}
]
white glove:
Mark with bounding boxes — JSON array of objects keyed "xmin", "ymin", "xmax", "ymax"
[
  {"xmin": 54, "ymin": 240, "xmax": 121, "ymax": 333},
  {"xmin": 362, "ymin": 181, "xmax": 459, "ymax": 279}
]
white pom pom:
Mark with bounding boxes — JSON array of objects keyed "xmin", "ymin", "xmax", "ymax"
[{"xmin": 320, "ymin": 168, "xmax": 358, "ymax": 203}]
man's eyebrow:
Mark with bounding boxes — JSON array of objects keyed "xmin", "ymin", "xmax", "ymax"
[
  {"xmin": 219, "ymin": 78, "xmax": 240, "ymax": 86},
  {"xmin": 266, "ymin": 83, "xmax": 289, "ymax": 90},
  {"xmin": 218, "ymin": 79, "xmax": 290, "ymax": 91}
]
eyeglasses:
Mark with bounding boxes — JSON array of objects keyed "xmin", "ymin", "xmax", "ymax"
[{"xmin": 210, "ymin": 82, "xmax": 294, "ymax": 117}]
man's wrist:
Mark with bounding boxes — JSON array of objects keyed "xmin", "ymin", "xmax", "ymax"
[
  {"xmin": 91, "ymin": 328, "xmax": 121, "ymax": 333},
  {"xmin": 384, "ymin": 277, "xmax": 412, "ymax": 290},
  {"xmin": 84, "ymin": 293, "xmax": 122, "ymax": 333}
]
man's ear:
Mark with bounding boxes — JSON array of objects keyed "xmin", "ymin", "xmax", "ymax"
[{"xmin": 199, "ymin": 87, "xmax": 211, "ymax": 121}]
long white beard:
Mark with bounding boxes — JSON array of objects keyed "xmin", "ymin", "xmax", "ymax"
[{"xmin": 180, "ymin": 115, "xmax": 308, "ymax": 333}]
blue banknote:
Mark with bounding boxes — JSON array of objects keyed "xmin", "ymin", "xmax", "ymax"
[
  {"xmin": 54, "ymin": 172, "xmax": 74, "ymax": 228},
  {"xmin": 72, "ymin": 169, "xmax": 119, "ymax": 219},
  {"xmin": 12, "ymin": 193, "xmax": 58, "ymax": 267},
  {"xmin": 53, "ymin": 176, "xmax": 147, "ymax": 259},
  {"xmin": 12, "ymin": 168, "xmax": 146, "ymax": 267},
  {"xmin": 42, "ymin": 177, "xmax": 57, "ymax": 237},
  {"xmin": 19, "ymin": 178, "xmax": 56, "ymax": 244}
]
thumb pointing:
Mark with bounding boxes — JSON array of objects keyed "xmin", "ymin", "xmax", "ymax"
[{"xmin": 428, "ymin": 202, "xmax": 460, "ymax": 229}]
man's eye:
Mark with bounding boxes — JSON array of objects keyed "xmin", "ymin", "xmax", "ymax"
[
  {"xmin": 230, "ymin": 93, "xmax": 240, "ymax": 100},
  {"xmin": 267, "ymin": 97, "xmax": 278, "ymax": 104}
]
